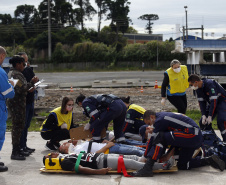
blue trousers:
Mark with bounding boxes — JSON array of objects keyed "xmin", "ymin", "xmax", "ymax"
[
  {"xmin": 146, "ymin": 130, "xmax": 203, "ymax": 170},
  {"xmin": 20, "ymin": 102, "xmax": 34, "ymax": 148},
  {"xmin": 109, "ymin": 143, "xmax": 145, "ymax": 157},
  {"xmin": 0, "ymin": 103, "xmax": 8, "ymax": 151},
  {"xmin": 125, "ymin": 139, "xmax": 146, "ymax": 146},
  {"xmin": 90, "ymin": 99, "xmax": 127, "ymax": 140},
  {"xmin": 199, "ymin": 98, "xmax": 226, "ymax": 141}
]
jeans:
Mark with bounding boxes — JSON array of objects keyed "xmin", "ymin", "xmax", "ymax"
[
  {"xmin": 20, "ymin": 102, "xmax": 34, "ymax": 148},
  {"xmin": 109, "ymin": 143, "xmax": 145, "ymax": 157},
  {"xmin": 125, "ymin": 139, "xmax": 146, "ymax": 146}
]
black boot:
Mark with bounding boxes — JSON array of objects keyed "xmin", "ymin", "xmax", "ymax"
[
  {"xmin": 19, "ymin": 148, "xmax": 30, "ymax": 157},
  {"xmin": 201, "ymin": 154, "xmax": 225, "ymax": 171},
  {"xmin": 131, "ymin": 158, "xmax": 155, "ymax": 177},
  {"xmin": 11, "ymin": 145, "xmax": 26, "ymax": 160},
  {"xmin": 0, "ymin": 162, "xmax": 8, "ymax": 172}
]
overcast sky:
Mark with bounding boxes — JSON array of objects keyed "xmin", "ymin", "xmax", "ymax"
[{"xmin": 1, "ymin": 0, "xmax": 226, "ymax": 40}]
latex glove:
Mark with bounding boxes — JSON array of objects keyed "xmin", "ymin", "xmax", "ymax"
[
  {"xmin": 206, "ymin": 116, "xmax": 212, "ymax": 125},
  {"xmin": 61, "ymin": 123, "xmax": 67, "ymax": 129},
  {"xmin": 201, "ymin": 115, "xmax": 207, "ymax": 125},
  {"xmin": 84, "ymin": 123, "xmax": 91, "ymax": 131},
  {"xmin": 161, "ymin": 98, "xmax": 166, "ymax": 106}
]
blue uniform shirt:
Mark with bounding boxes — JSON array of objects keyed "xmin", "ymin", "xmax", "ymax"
[
  {"xmin": 0, "ymin": 67, "xmax": 15, "ymax": 101},
  {"xmin": 153, "ymin": 112, "xmax": 199, "ymax": 134},
  {"xmin": 195, "ymin": 78, "xmax": 226, "ymax": 117}
]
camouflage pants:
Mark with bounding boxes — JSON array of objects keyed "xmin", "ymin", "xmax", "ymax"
[{"xmin": 7, "ymin": 101, "xmax": 26, "ymax": 146}]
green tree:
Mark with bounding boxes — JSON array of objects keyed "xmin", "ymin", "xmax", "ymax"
[
  {"xmin": 95, "ymin": 0, "xmax": 109, "ymax": 35},
  {"xmin": 0, "ymin": 23, "xmax": 26, "ymax": 46},
  {"xmin": 138, "ymin": 14, "xmax": 159, "ymax": 34},
  {"xmin": 14, "ymin": 4, "xmax": 37, "ymax": 25},
  {"xmin": 56, "ymin": 27, "xmax": 84, "ymax": 45},
  {"xmin": 71, "ymin": 0, "xmax": 97, "ymax": 31},
  {"xmin": 106, "ymin": 0, "xmax": 131, "ymax": 41},
  {"xmin": 53, "ymin": 0, "xmax": 75, "ymax": 26},
  {"xmin": 52, "ymin": 42, "xmax": 67, "ymax": 63},
  {"xmin": 126, "ymin": 26, "xmax": 138, "ymax": 34},
  {"xmin": 38, "ymin": 0, "xmax": 55, "ymax": 26},
  {"xmin": 33, "ymin": 31, "xmax": 59, "ymax": 50},
  {"xmin": 99, "ymin": 26, "xmax": 127, "ymax": 46},
  {"xmin": 0, "ymin": 14, "xmax": 13, "ymax": 24}
]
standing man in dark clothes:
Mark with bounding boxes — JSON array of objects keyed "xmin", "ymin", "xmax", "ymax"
[{"xmin": 18, "ymin": 52, "xmax": 37, "ymax": 154}]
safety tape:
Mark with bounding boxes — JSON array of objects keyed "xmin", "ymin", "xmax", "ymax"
[
  {"xmin": 117, "ymin": 155, "xmax": 132, "ymax": 177},
  {"xmin": 75, "ymin": 151, "xmax": 85, "ymax": 173}
]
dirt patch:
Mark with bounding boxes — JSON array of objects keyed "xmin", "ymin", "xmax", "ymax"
[{"xmin": 34, "ymin": 87, "xmax": 199, "ymax": 124}]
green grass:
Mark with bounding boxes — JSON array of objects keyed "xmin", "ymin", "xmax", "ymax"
[
  {"xmin": 178, "ymin": 110, "xmax": 218, "ymax": 130},
  {"xmin": 6, "ymin": 118, "xmax": 41, "ymax": 132},
  {"xmin": 6, "ymin": 110, "xmax": 218, "ymax": 132}
]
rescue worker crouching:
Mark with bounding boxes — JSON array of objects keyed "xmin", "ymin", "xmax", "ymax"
[
  {"xmin": 131, "ymin": 110, "xmax": 203, "ymax": 177},
  {"xmin": 120, "ymin": 96, "xmax": 146, "ymax": 141},
  {"xmin": 40, "ymin": 97, "xmax": 78, "ymax": 150},
  {"xmin": 76, "ymin": 94, "xmax": 127, "ymax": 143}
]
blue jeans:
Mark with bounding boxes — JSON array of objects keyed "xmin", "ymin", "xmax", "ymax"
[
  {"xmin": 109, "ymin": 143, "xmax": 145, "ymax": 157},
  {"xmin": 125, "ymin": 139, "xmax": 146, "ymax": 146},
  {"xmin": 20, "ymin": 102, "xmax": 34, "ymax": 148}
]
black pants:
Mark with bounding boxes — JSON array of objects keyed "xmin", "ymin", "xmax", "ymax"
[
  {"xmin": 41, "ymin": 129, "xmax": 70, "ymax": 144},
  {"xmin": 167, "ymin": 94, "xmax": 187, "ymax": 114}
]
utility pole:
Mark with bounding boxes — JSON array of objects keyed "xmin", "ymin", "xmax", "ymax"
[
  {"xmin": 184, "ymin": 6, "xmax": 188, "ymax": 40},
  {"xmin": 48, "ymin": 0, "xmax": 51, "ymax": 59}
]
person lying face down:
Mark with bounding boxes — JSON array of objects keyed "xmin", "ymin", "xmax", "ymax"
[
  {"xmin": 59, "ymin": 139, "xmax": 146, "ymax": 157},
  {"xmin": 44, "ymin": 152, "xmax": 175, "ymax": 175}
]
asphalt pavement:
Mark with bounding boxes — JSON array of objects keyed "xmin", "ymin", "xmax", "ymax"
[
  {"xmin": 1, "ymin": 131, "xmax": 226, "ymax": 185},
  {"xmin": 36, "ymin": 71, "xmax": 164, "ymax": 84}
]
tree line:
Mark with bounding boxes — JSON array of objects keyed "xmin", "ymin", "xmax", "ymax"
[{"xmin": 0, "ymin": 0, "xmax": 181, "ymax": 66}]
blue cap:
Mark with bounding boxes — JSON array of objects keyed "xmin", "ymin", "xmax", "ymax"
[{"xmin": 139, "ymin": 125, "xmax": 149, "ymax": 143}]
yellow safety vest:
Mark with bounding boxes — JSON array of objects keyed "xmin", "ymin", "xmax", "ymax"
[
  {"xmin": 166, "ymin": 65, "xmax": 189, "ymax": 94},
  {"xmin": 40, "ymin": 107, "xmax": 72, "ymax": 131}
]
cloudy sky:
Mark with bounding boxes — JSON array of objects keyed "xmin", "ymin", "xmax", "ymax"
[{"xmin": 1, "ymin": 0, "xmax": 226, "ymax": 40}]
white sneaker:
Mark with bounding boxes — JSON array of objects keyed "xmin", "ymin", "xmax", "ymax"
[{"xmin": 162, "ymin": 156, "xmax": 175, "ymax": 170}]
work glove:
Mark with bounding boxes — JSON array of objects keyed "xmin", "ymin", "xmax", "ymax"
[
  {"xmin": 206, "ymin": 116, "xmax": 212, "ymax": 125},
  {"xmin": 84, "ymin": 123, "xmax": 91, "ymax": 131},
  {"xmin": 61, "ymin": 123, "xmax": 67, "ymax": 129},
  {"xmin": 201, "ymin": 115, "xmax": 207, "ymax": 125},
  {"xmin": 161, "ymin": 98, "xmax": 166, "ymax": 106}
]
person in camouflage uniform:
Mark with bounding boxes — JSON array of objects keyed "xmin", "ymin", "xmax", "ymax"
[{"xmin": 7, "ymin": 55, "xmax": 38, "ymax": 160}]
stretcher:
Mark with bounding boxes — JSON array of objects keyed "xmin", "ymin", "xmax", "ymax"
[
  {"xmin": 70, "ymin": 126, "xmax": 106, "ymax": 140},
  {"xmin": 40, "ymin": 153, "xmax": 178, "ymax": 175},
  {"xmin": 40, "ymin": 166, "xmax": 178, "ymax": 174}
]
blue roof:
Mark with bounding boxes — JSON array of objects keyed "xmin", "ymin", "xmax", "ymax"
[{"xmin": 175, "ymin": 35, "xmax": 202, "ymax": 40}]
